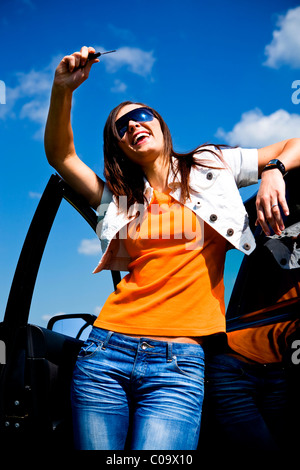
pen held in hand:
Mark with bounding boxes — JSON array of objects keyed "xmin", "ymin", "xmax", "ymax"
[{"xmin": 88, "ymin": 50, "xmax": 116, "ymax": 60}]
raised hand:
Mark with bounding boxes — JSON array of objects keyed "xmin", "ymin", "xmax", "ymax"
[{"xmin": 54, "ymin": 46, "xmax": 99, "ymax": 91}]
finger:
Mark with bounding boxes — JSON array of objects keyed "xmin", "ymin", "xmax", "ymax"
[
  {"xmin": 278, "ymin": 194, "xmax": 289, "ymax": 217},
  {"xmin": 65, "ymin": 54, "xmax": 76, "ymax": 72},
  {"xmin": 76, "ymin": 47, "xmax": 99, "ymax": 70},
  {"xmin": 261, "ymin": 196, "xmax": 281, "ymax": 235},
  {"xmin": 87, "ymin": 46, "xmax": 97, "ymax": 57},
  {"xmin": 256, "ymin": 201, "xmax": 281, "ymax": 235},
  {"xmin": 80, "ymin": 46, "xmax": 90, "ymax": 66},
  {"xmin": 87, "ymin": 46, "xmax": 100, "ymax": 65},
  {"xmin": 270, "ymin": 203, "xmax": 284, "ymax": 233},
  {"xmin": 64, "ymin": 52, "xmax": 81, "ymax": 72},
  {"xmin": 256, "ymin": 205, "xmax": 271, "ymax": 236},
  {"xmin": 72, "ymin": 52, "xmax": 83, "ymax": 70},
  {"xmin": 271, "ymin": 189, "xmax": 289, "ymax": 230}
]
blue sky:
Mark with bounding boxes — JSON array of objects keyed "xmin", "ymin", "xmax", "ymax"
[{"xmin": 1, "ymin": 0, "xmax": 300, "ymax": 328}]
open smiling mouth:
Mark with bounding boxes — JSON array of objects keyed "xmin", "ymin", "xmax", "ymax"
[{"xmin": 133, "ymin": 132, "xmax": 150, "ymax": 146}]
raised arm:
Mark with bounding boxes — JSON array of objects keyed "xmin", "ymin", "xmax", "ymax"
[
  {"xmin": 256, "ymin": 138, "xmax": 300, "ymax": 235},
  {"xmin": 44, "ymin": 46, "xmax": 104, "ymax": 209}
]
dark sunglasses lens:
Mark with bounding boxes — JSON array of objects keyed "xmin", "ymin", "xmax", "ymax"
[
  {"xmin": 116, "ymin": 108, "xmax": 154, "ymax": 138},
  {"xmin": 118, "ymin": 125, "xmax": 128, "ymax": 139}
]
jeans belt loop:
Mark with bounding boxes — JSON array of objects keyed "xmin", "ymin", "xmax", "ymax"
[
  {"xmin": 102, "ymin": 330, "xmax": 114, "ymax": 350},
  {"xmin": 167, "ymin": 342, "xmax": 173, "ymax": 362}
]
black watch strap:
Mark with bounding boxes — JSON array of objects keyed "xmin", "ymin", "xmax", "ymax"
[{"xmin": 261, "ymin": 159, "xmax": 286, "ymax": 176}]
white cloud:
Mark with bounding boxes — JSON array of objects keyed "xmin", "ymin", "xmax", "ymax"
[
  {"xmin": 94, "ymin": 305, "xmax": 103, "ymax": 315},
  {"xmin": 41, "ymin": 312, "xmax": 66, "ymax": 326},
  {"xmin": 110, "ymin": 79, "xmax": 127, "ymax": 93},
  {"xmin": 78, "ymin": 238, "xmax": 101, "ymax": 256},
  {"xmin": 264, "ymin": 6, "xmax": 300, "ymax": 69},
  {"xmin": 29, "ymin": 191, "xmax": 42, "ymax": 199},
  {"xmin": 20, "ymin": 98, "xmax": 50, "ymax": 139},
  {"xmin": 0, "ymin": 65, "xmax": 53, "ymax": 139},
  {"xmin": 42, "ymin": 312, "xmax": 65, "ymax": 321},
  {"xmin": 16, "ymin": 69, "xmax": 52, "ymax": 96},
  {"xmin": 216, "ymin": 108, "xmax": 300, "ymax": 147},
  {"xmin": 98, "ymin": 46, "xmax": 156, "ymax": 77}
]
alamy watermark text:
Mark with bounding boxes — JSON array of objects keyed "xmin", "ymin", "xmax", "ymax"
[
  {"xmin": 291, "ymin": 80, "xmax": 300, "ymax": 104},
  {"xmin": 0, "ymin": 80, "xmax": 5, "ymax": 104},
  {"xmin": 0, "ymin": 340, "xmax": 6, "ymax": 365}
]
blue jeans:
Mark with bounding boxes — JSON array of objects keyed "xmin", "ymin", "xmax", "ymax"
[
  {"xmin": 71, "ymin": 327, "xmax": 205, "ymax": 450},
  {"xmin": 204, "ymin": 353, "xmax": 290, "ymax": 452}
]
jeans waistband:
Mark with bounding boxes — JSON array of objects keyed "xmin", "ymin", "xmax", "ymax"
[{"xmin": 89, "ymin": 327, "xmax": 205, "ymax": 359}]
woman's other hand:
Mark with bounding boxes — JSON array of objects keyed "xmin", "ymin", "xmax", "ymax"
[
  {"xmin": 255, "ymin": 169, "xmax": 288, "ymax": 236},
  {"xmin": 256, "ymin": 138, "xmax": 300, "ymax": 236}
]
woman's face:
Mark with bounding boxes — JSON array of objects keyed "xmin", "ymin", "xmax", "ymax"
[{"xmin": 115, "ymin": 104, "xmax": 165, "ymax": 168}]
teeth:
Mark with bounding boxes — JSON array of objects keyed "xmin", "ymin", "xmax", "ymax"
[{"xmin": 133, "ymin": 132, "xmax": 149, "ymax": 145}]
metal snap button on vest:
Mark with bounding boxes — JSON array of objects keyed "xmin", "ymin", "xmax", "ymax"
[
  {"xmin": 243, "ymin": 243, "xmax": 251, "ymax": 251},
  {"xmin": 210, "ymin": 214, "xmax": 217, "ymax": 222},
  {"xmin": 227, "ymin": 228, "xmax": 234, "ymax": 236},
  {"xmin": 206, "ymin": 172, "xmax": 213, "ymax": 180}
]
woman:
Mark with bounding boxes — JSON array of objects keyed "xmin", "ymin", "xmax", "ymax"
[{"xmin": 44, "ymin": 46, "xmax": 300, "ymax": 450}]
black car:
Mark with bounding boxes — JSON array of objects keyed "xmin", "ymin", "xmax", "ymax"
[{"xmin": 0, "ymin": 171, "xmax": 299, "ymax": 451}]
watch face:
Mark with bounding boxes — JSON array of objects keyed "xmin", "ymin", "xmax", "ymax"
[{"xmin": 266, "ymin": 159, "xmax": 285, "ymax": 174}]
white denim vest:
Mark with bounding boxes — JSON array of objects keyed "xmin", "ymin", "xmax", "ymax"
[{"xmin": 93, "ymin": 147, "xmax": 258, "ymax": 273}]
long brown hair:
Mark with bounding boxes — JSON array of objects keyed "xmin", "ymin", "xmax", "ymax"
[{"xmin": 103, "ymin": 101, "xmax": 225, "ymax": 207}]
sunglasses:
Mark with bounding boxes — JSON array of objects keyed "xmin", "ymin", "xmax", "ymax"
[{"xmin": 115, "ymin": 107, "xmax": 155, "ymax": 139}]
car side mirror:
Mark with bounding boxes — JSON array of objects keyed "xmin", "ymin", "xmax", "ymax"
[{"xmin": 47, "ymin": 313, "xmax": 97, "ymax": 340}]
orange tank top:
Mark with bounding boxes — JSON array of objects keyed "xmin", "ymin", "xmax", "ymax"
[{"xmin": 94, "ymin": 190, "xmax": 228, "ymax": 336}]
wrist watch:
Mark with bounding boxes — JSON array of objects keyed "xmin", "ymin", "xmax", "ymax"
[{"xmin": 261, "ymin": 159, "xmax": 286, "ymax": 176}]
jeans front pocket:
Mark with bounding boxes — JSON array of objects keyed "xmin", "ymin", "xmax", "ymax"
[
  {"xmin": 77, "ymin": 338, "xmax": 103, "ymax": 360},
  {"xmin": 172, "ymin": 354, "xmax": 205, "ymax": 381}
]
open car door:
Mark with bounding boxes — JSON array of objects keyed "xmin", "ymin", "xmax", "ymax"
[{"xmin": 0, "ymin": 174, "xmax": 120, "ymax": 450}]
